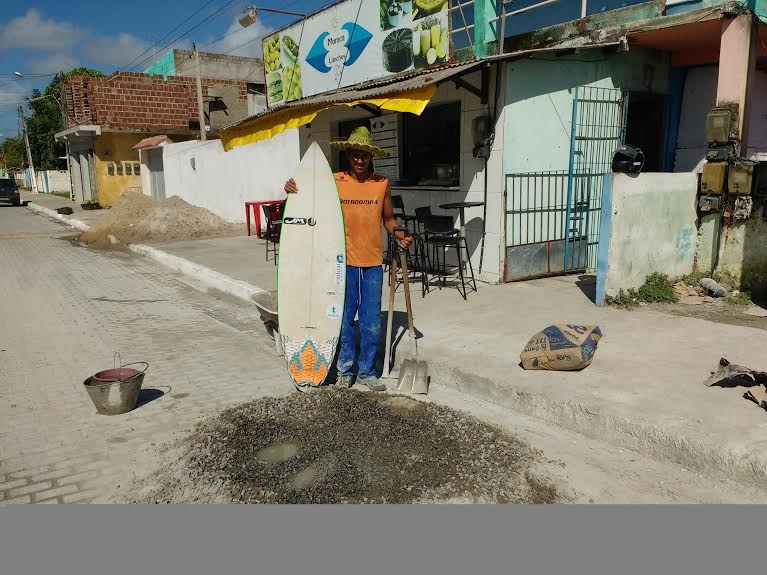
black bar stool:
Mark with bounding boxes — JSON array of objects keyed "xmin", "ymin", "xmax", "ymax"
[{"xmin": 423, "ymin": 215, "xmax": 477, "ymax": 300}]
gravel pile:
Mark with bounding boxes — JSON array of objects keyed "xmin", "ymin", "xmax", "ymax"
[{"xmin": 118, "ymin": 390, "xmax": 563, "ymax": 504}]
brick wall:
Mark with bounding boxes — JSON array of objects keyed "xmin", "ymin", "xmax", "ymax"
[{"xmin": 64, "ymin": 72, "xmax": 250, "ymax": 131}]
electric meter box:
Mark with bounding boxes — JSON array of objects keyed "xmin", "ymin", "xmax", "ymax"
[
  {"xmin": 728, "ymin": 159, "xmax": 756, "ymax": 196},
  {"xmin": 706, "ymin": 110, "xmax": 732, "ymax": 145},
  {"xmin": 701, "ymin": 162, "xmax": 727, "ymax": 195}
]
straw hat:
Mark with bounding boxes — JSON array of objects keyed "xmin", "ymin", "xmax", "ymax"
[{"xmin": 330, "ymin": 126, "xmax": 389, "ymax": 157}]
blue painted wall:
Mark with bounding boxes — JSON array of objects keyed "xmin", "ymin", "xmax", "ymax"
[{"xmin": 595, "ymin": 173, "xmax": 614, "ymax": 305}]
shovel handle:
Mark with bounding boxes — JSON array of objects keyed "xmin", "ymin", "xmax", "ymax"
[
  {"xmin": 399, "ymin": 250, "xmax": 416, "ymax": 341},
  {"xmin": 382, "ymin": 251, "xmax": 397, "ymax": 378}
]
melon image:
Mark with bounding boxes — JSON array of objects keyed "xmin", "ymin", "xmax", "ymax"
[{"xmin": 383, "ymin": 28, "xmax": 413, "ymax": 73}]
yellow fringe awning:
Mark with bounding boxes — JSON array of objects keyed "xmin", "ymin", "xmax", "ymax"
[{"xmin": 221, "ymin": 84, "xmax": 436, "ymax": 152}]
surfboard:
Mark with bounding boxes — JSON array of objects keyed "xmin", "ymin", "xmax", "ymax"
[{"xmin": 277, "ymin": 142, "xmax": 346, "ymax": 388}]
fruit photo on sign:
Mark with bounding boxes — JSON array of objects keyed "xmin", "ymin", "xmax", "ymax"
[
  {"xmin": 380, "ymin": 0, "xmax": 413, "ymax": 31},
  {"xmin": 281, "ymin": 34, "xmax": 300, "ymax": 68},
  {"xmin": 412, "ymin": 0, "xmax": 448, "ymax": 19},
  {"xmin": 263, "ymin": 34, "xmax": 282, "ymax": 73},
  {"xmin": 382, "ymin": 27, "xmax": 414, "ymax": 73},
  {"xmin": 267, "ymin": 71, "xmax": 284, "ymax": 103},
  {"xmin": 283, "ymin": 64, "xmax": 303, "ymax": 102},
  {"xmin": 412, "ymin": 15, "xmax": 448, "ymax": 69}
]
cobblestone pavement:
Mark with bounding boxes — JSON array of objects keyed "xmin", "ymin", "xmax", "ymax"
[{"xmin": 1, "ymin": 206, "xmax": 288, "ymax": 504}]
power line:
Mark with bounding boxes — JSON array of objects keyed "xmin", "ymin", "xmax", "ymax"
[
  {"xmin": 127, "ymin": 0, "xmax": 242, "ymax": 73},
  {"xmin": 117, "ymin": 0, "xmax": 220, "ymax": 72}
]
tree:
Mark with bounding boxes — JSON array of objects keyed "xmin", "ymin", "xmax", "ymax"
[
  {"xmin": 26, "ymin": 68, "xmax": 105, "ymax": 171},
  {"xmin": 1, "ymin": 137, "xmax": 26, "ymax": 173}
]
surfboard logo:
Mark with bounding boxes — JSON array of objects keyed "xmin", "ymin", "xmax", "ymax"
[
  {"xmin": 326, "ymin": 304, "xmax": 341, "ymax": 320},
  {"xmin": 284, "ymin": 217, "xmax": 317, "ymax": 226}
]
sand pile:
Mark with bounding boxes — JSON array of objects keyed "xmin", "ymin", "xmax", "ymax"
[{"xmin": 79, "ymin": 191, "xmax": 245, "ymax": 246}]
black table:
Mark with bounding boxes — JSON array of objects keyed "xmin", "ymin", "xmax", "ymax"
[
  {"xmin": 439, "ymin": 201, "xmax": 484, "ymax": 237},
  {"xmin": 438, "ymin": 201, "xmax": 484, "ymax": 275}
]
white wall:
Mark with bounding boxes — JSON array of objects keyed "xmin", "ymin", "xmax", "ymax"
[
  {"xmin": 298, "ymin": 67, "xmax": 507, "ymax": 284},
  {"xmin": 161, "ymin": 130, "xmax": 300, "ymax": 223},
  {"xmin": 599, "ymin": 173, "xmax": 698, "ymax": 299},
  {"xmin": 35, "ymin": 170, "xmax": 71, "ymax": 194}
]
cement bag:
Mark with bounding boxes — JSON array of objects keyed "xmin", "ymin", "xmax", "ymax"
[{"xmin": 520, "ymin": 325, "xmax": 603, "ymax": 371}]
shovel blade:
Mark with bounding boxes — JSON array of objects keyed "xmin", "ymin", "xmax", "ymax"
[{"xmin": 396, "ymin": 358, "xmax": 429, "ymax": 395}]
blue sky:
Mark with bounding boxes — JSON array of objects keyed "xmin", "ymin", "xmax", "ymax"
[
  {"xmin": 0, "ymin": 0, "xmax": 646, "ymax": 138},
  {"xmin": 0, "ymin": 0, "xmax": 327, "ymax": 136}
]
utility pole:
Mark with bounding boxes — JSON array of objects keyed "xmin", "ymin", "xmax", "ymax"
[
  {"xmin": 193, "ymin": 44, "xmax": 207, "ymax": 141},
  {"xmin": 19, "ymin": 106, "xmax": 38, "ymax": 193}
]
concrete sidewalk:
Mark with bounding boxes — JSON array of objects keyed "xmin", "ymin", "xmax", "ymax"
[{"xmin": 24, "ymin": 192, "xmax": 767, "ymax": 489}]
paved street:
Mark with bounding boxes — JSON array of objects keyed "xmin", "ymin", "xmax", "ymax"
[
  {"xmin": 0, "ymin": 204, "xmax": 288, "ymax": 503},
  {"xmin": 3, "ymin": 203, "xmax": 766, "ymax": 504}
]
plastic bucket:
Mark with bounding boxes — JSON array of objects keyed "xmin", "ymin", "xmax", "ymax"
[{"xmin": 84, "ymin": 362, "xmax": 148, "ymax": 415}]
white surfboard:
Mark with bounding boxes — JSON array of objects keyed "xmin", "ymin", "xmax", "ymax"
[{"xmin": 277, "ymin": 142, "xmax": 346, "ymax": 388}]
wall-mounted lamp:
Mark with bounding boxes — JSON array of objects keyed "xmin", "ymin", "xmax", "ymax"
[
  {"xmin": 239, "ymin": 5, "xmax": 307, "ymax": 28},
  {"xmin": 472, "ymin": 115, "xmax": 493, "ymax": 159}
]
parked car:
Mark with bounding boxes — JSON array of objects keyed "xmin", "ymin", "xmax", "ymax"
[{"xmin": 0, "ymin": 178, "xmax": 21, "ymax": 206}]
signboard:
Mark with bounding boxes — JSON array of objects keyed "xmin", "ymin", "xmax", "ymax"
[
  {"xmin": 263, "ymin": 0, "xmax": 452, "ymax": 108},
  {"xmin": 370, "ymin": 114, "xmax": 399, "ymax": 180}
]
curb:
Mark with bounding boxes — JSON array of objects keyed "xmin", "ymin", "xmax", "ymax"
[
  {"xmin": 129, "ymin": 243, "xmax": 269, "ymax": 301},
  {"xmin": 429, "ymin": 360, "xmax": 767, "ymax": 490},
  {"xmin": 27, "ymin": 202, "xmax": 269, "ymax": 304},
  {"xmin": 27, "ymin": 202, "xmax": 90, "ymax": 232}
]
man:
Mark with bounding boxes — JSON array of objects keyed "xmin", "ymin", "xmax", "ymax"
[{"xmin": 284, "ymin": 126, "xmax": 411, "ymax": 391}]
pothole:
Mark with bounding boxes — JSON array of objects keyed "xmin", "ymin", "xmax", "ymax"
[{"xmin": 119, "ymin": 390, "xmax": 563, "ymax": 504}]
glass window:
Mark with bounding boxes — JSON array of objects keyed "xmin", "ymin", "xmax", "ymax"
[
  {"xmin": 401, "ymin": 101, "xmax": 460, "ymax": 187},
  {"xmin": 335, "ymin": 101, "xmax": 461, "ymax": 187}
]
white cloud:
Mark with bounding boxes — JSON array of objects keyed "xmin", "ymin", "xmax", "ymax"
[
  {"xmin": 81, "ymin": 33, "xmax": 152, "ymax": 69},
  {"xmin": 0, "ymin": 9, "xmax": 84, "ymax": 53},
  {"xmin": 203, "ymin": 17, "xmax": 273, "ymax": 60},
  {"xmin": 24, "ymin": 53, "xmax": 82, "ymax": 75},
  {"xmin": 0, "ymin": 85, "xmax": 27, "ymax": 123}
]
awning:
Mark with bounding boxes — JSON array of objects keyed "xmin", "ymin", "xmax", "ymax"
[{"xmin": 220, "ymin": 60, "xmax": 487, "ymax": 151}]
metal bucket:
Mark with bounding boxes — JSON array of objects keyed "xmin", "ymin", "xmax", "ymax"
[{"xmin": 83, "ymin": 362, "xmax": 148, "ymax": 415}]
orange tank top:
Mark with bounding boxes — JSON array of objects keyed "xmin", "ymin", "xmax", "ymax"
[{"xmin": 335, "ymin": 171, "xmax": 388, "ymax": 267}]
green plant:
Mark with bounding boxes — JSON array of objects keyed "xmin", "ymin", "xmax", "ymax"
[
  {"xmin": 713, "ymin": 268, "xmax": 739, "ymax": 289},
  {"xmin": 682, "ymin": 269, "xmax": 707, "ymax": 286},
  {"xmin": 607, "ymin": 273, "xmax": 678, "ymax": 308},
  {"xmin": 608, "ymin": 288, "xmax": 639, "ymax": 309},
  {"xmin": 635, "ymin": 272, "xmax": 678, "ymax": 303},
  {"xmin": 724, "ymin": 291, "xmax": 752, "ymax": 306}
]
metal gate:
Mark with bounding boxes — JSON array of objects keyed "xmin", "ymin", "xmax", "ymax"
[
  {"xmin": 504, "ymin": 86, "xmax": 627, "ymax": 281},
  {"xmin": 565, "ymin": 86, "xmax": 628, "ymax": 272}
]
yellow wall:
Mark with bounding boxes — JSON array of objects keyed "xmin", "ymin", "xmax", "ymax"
[{"xmin": 93, "ymin": 133, "xmax": 144, "ymax": 206}]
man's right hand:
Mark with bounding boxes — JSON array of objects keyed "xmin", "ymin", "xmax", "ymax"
[{"xmin": 284, "ymin": 178, "xmax": 298, "ymax": 194}]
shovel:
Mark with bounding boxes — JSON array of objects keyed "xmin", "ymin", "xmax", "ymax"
[{"xmin": 382, "ymin": 227, "xmax": 429, "ymax": 395}]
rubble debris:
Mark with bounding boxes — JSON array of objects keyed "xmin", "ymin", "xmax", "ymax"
[
  {"xmin": 703, "ymin": 357, "xmax": 767, "ymax": 388},
  {"xmin": 520, "ymin": 325, "xmax": 602, "ymax": 371},
  {"xmin": 699, "ymin": 278, "xmax": 729, "ymax": 298},
  {"xmin": 56, "ymin": 206, "xmax": 74, "ymax": 215},
  {"xmin": 743, "ymin": 385, "xmax": 767, "ymax": 411}
]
